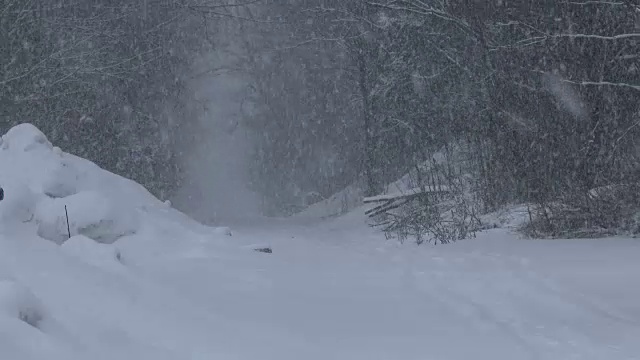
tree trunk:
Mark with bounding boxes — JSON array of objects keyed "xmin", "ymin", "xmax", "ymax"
[{"xmin": 359, "ymin": 51, "xmax": 378, "ymax": 197}]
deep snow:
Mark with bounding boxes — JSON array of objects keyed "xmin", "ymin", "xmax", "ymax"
[{"xmin": 1, "ymin": 124, "xmax": 640, "ymax": 360}]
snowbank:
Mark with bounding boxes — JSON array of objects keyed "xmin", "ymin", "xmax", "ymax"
[
  {"xmin": 35, "ymin": 191, "xmax": 138, "ymax": 244},
  {"xmin": 0, "ymin": 124, "xmax": 161, "ymax": 205},
  {"xmin": 0, "ymin": 123, "xmax": 210, "ymax": 243},
  {"xmin": 0, "ymin": 123, "xmax": 240, "ymax": 359}
]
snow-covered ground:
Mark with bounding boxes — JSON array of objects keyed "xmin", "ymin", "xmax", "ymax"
[{"xmin": 1, "ymin": 124, "xmax": 640, "ymax": 359}]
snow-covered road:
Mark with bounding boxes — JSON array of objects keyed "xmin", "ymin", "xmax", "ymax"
[
  {"xmin": 3, "ymin": 210, "xmax": 640, "ymax": 360},
  {"xmin": 193, "ymin": 214, "xmax": 640, "ymax": 360}
]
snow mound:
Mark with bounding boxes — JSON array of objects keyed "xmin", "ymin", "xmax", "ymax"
[
  {"xmin": 61, "ymin": 235, "xmax": 125, "ymax": 271},
  {"xmin": 1, "ymin": 123, "xmax": 52, "ymax": 153},
  {"xmin": 0, "ymin": 123, "xmax": 213, "ymax": 246},
  {"xmin": 0, "ymin": 279, "xmax": 46, "ymax": 328},
  {"xmin": 0, "ymin": 123, "xmax": 163, "ymax": 211},
  {"xmin": 35, "ymin": 191, "xmax": 138, "ymax": 244}
]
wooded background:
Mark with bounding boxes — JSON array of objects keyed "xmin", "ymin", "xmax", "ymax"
[{"xmin": 3, "ymin": 1, "xmax": 639, "ymax": 236}]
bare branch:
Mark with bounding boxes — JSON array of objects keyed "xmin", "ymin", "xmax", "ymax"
[
  {"xmin": 532, "ymin": 70, "xmax": 640, "ymax": 91},
  {"xmin": 564, "ymin": 1, "xmax": 624, "ymax": 4}
]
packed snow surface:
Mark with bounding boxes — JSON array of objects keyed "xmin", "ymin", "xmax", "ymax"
[{"xmin": 1, "ymin": 124, "xmax": 640, "ymax": 359}]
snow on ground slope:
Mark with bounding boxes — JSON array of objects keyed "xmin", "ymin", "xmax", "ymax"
[
  {"xmin": 295, "ymin": 142, "xmax": 471, "ymax": 220},
  {"xmin": 1, "ymin": 124, "xmax": 640, "ymax": 359},
  {"xmin": 295, "ymin": 179, "xmax": 366, "ymax": 219}
]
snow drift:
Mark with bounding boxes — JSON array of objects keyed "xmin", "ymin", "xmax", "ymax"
[
  {"xmin": 0, "ymin": 123, "xmax": 216, "ymax": 243},
  {"xmin": 0, "ymin": 123, "xmax": 240, "ymax": 359}
]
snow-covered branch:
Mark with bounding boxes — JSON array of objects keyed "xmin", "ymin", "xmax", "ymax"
[
  {"xmin": 565, "ymin": 1, "xmax": 625, "ymax": 4},
  {"xmin": 364, "ymin": 0, "xmax": 474, "ymax": 37},
  {"xmin": 531, "ymin": 70, "xmax": 640, "ymax": 91}
]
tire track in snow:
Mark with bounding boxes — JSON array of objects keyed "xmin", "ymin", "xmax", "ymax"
[
  {"xmin": 413, "ymin": 258, "xmax": 544, "ymax": 360},
  {"xmin": 512, "ymin": 259, "xmax": 640, "ymax": 327},
  {"xmin": 410, "ymin": 253, "xmax": 631, "ymax": 360},
  {"xmin": 497, "ymin": 255, "xmax": 640, "ymax": 359}
]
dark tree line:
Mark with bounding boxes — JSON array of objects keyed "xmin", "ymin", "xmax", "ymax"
[
  {"xmin": 4, "ymin": 0, "xmax": 638, "ymax": 237},
  {"xmin": 240, "ymin": 1, "xmax": 640, "ymax": 236}
]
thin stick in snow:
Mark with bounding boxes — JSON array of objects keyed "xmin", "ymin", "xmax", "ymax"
[{"xmin": 65, "ymin": 205, "xmax": 71, "ymax": 239}]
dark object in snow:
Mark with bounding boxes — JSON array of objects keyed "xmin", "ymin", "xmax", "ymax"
[
  {"xmin": 0, "ymin": 187, "xmax": 3, "ymax": 201},
  {"xmin": 254, "ymin": 247, "xmax": 272, "ymax": 254},
  {"xmin": 64, "ymin": 205, "xmax": 71, "ymax": 239}
]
